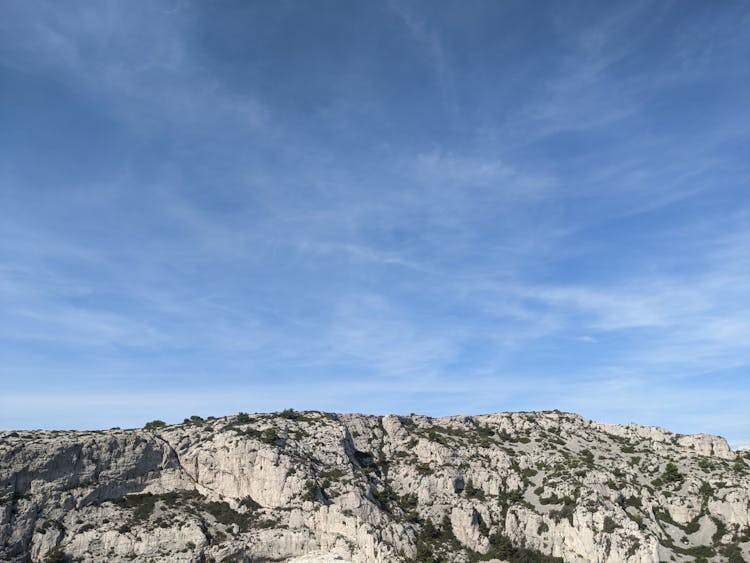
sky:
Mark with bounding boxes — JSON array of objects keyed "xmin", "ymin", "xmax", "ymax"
[{"xmin": 0, "ymin": 1, "xmax": 748, "ymax": 447}]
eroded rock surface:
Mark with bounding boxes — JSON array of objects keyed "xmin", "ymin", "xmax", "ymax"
[{"xmin": 1, "ymin": 410, "xmax": 748, "ymax": 562}]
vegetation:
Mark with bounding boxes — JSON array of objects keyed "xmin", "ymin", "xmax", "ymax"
[
  {"xmin": 202, "ymin": 500, "xmax": 253, "ymax": 530},
  {"xmin": 115, "ymin": 492, "xmax": 159, "ymax": 521},
  {"xmin": 239, "ymin": 496, "xmax": 261, "ymax": 510},
  {"xmin": 111, "ymin": 489, "xmax": 260, "ymax": 533},
  {"xmin": 144, "ymin": 420, "xmax": 167, "ymax": 431},
  {"xmin": 415, "ymin": 516, "xmax": 460, "ymax": 562},
  {"xmin": 721, "ymin": 544, "xmax": 746, "ymax": 563},
  {"xmin": 662, "ymin": 462, "xmax": 684, "ymax": 483},
  {"xmin": 468, "ymin": 529, "xmax": 564, "ymax": 562},
  {"xmin": 549, "ymin": 497, "xmax": 576, "ymax": 525},
  {"xmin": 622, "ymin": 495, "xmax": 642, "ymax": 509},
  {"xmin": 302, "ymin": 480, "xmax": 319, "ymax": 502},
  {"xmin": 464, "ymin": 478, "xmax": 486, "ymax": 500},
  {"xmin": 416, "ymin": 463, "xmax": 433, "ymax": 476},
  {"xmin": 261, "ymin": 427, "xmax": 280, "ymax": 444},
  {"xmin": 278, "ymin": 408, "xmax": 317, "ymax": 422},
  {"xmin": 733, "ymin": 456, "xmax": 747, "ymax": 473},
  {"xmin": 697, "ymin": 458, "xmax": 713, "ymax": 472},
  {"xmin": 602, "ymin": 516, "xmax": 619, "ymax": 533},
  {"xmin": 43, "ymin": 547, "xmax": 67, "ymax": 563},
  {"xmin": 711, "ymin": 517, "xmax": 727, "ymax": 544}
]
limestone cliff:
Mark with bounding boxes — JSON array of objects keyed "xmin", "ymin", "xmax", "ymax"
[{"xmin": 1, "ymin": 410, "xmax": 748, "ymax": 562}]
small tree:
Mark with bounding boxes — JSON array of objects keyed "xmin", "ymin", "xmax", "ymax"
[
  {"xmin": 144, "ymin": 420, "xmax": 167, "ymax": 431},
  {"xmin": 662, "ymin": 462, "xmax": 683, "ymax": 483}
]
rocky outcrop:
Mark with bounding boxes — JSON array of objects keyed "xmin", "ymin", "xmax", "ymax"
[{"xmin": 1, "ymin": 410, "xmax": 748, "ymax": 562}]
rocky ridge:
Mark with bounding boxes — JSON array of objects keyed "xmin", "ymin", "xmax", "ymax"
[{"xmin": 1, "ymin": 410, "xmax": 749, "ymax": 562}]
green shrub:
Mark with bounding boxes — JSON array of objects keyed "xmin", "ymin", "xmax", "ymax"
[
  {"xmin": 400, "ymin": 493, "xmax": 418, "ymax": 512},
  {"xmin": 239, "ymin": 496, "xmax": 261, "ymax": 511},
  {"xmin": 261, "ymin": 427, "xmax": 279, "ymax": 444},
  {"xmin": 684, "ymin": 517, "xmax": 700, "ymax": 534},
  {"xmin": 721, "ymin": 544, "xmax": 745, "ymax": 563},
  {"xmin": 415, "ymin": 517, "xmax": 461, "ymax": 562},
  {"xmin": 733, "ymin": 456, "xmax": 746, "ymax": 473},
  {"xmin": 539, "ymin": 493, "xmax": 563, "ymax": 505},
  {"xmin": 406, "ymin": 510, "xmax": 420, "ymax": 523},
  {"xmin": 144, "ymin": 420, "xmax": 167, "ymax": 431},
  {"xmin": 302, "ymin": 480, "xmax": 319, "ymax": 502},
  {"xmin": 697, "ymin": 458, "xmax": 712, "ymax": 472},
  {"xmin": 627, "ymin": 512, "xmax": 644, "ymax": 528},
  {"xmin": 654, "ymin": 506, "xmax": 674, "ymax": 524},
  {"xmin": 115, "ymin": 492, "xmax": 157, "ymax": 521},
  {"xmin": 202, "ymin": 500, "xmax": 252, "ymax": 530},
  {"xmin": 548, "ymin": 497, "xmax": 576, "ymax": 525},
  {"xmin": 672, "ymin": 544, "xmax": 715, "ymax": 558},
  {"xmin": 662, "ymin": 462, "xmax": 683, "ymax": 483},
  {"xmin": 43, "ymin": 547, "xmax": 66, "ymax": 563},
  {"xmin": 416, "ymin": 463, "xmax": 433, "ymax": 476},
  {"xmin": 711, "ymin": 517, "xmax": 727, "ymax": 544},
  {"xmin": 603, "ymin": 516, "xmax": 619, "ymax": 533},
  {"xmin": 623, "ymin": 496, "xmax": 642, "ymax": 509},
  {"xmin": 465, "ymin": 479, "xmax": 485, "ymax": 500},
  {"xmin": 468, "ymin": 529, "xmax": 564, "ymax": 562},
  {"xmin": 625, "ymin": 540, "xmax": 641, "ymax": 558}
]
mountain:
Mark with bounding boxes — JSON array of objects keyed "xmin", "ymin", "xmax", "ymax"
[{"xmin": 1, "ymin": 410, "xmax": 748, "ymax": 562}]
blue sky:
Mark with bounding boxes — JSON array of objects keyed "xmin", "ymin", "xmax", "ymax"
[{"xmin": 1, "ymin": 1, "xmax": 748, "ymax": 446}]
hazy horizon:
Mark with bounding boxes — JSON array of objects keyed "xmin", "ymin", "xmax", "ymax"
[{"xmin": 1, "ymin": 1, "xmax": 748, "ymax": 448}]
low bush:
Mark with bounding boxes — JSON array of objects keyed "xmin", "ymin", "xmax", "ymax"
[
  {"xmin": 416, "ymin": 463, "xmax": 433, "ymax": 476},
  {"xmin": 43, "ymin": 547, "xmax": 66, "ymax": 563},
  {"xmin": 603, "ymin": 516, "xmax": 620, "ymax": 533},
  {"xmin": 662, "ymin": 462, "xmax": 683, "ymax": 483}
]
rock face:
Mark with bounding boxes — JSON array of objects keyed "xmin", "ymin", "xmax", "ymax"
[{"xmin": 1, "ymin": 410, "xmax": 749, "ymax": 562}]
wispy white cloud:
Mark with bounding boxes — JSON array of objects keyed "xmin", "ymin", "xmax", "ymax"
[
  {"xmin": 0, "ymin": 1, "xmax": 271, "ymax": 138},
  {"xmin": 387, "ymin": 0, "xmax": 459, "ymax": 122},
  {"xmin": 0, "ymin": 1, "xmax": 747, "ymax": 445}
]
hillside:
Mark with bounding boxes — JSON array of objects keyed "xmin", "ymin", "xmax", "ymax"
[{"xmin": 1, "ymin": 410, "xmax": 748, "ymax": 562}]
